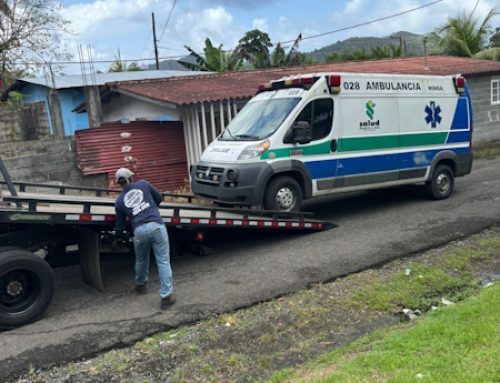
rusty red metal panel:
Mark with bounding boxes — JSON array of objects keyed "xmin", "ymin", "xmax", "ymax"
[{"xmin": 75, "ymin": 121, "xmax": 188, "ymax": 192}]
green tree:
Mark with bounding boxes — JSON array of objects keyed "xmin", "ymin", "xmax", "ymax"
[
  {"xmin": 108, "ymin": 49, "xmax": 141, "ymax": 72},
  {"xmin": 237, "ymin": 29, "xmax": 272, "ymax": 68},
  {"xmin": 0, "ymin": 0, "xmax": 71, "ymax": 85},
  {"xmin": 428, "ymin": 7, "xmax": 498, "ymax": 57},
  {"xmin": 179, "ymin": 38, "xmax": 242, "ymax": 72},
  {"xmin": 342, "ymin": 48, "xmax": 369, "ymax": 61},
  {"xmin": 325, "ymin": 52, "xmax": 342, "ymax": 63}
]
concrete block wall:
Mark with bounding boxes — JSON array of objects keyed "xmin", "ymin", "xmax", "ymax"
[
  {"xmin": 0, "ymin": 139, "xmax": 108, "ymax": 192},
  {"xmin": 467, "ymin": 75, "xmax": 500, "ymax": 143},
  {"xmin": 0, "ymin": 102, "xmax": 50, "ymax": 142}
]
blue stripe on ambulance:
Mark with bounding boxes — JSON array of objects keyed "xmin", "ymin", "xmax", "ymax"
[{"xmin": 305, "ymin": 148, "xmax": 471, "ymax": 180}]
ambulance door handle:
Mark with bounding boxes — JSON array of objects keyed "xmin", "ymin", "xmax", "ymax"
[{"xmin": 330, "ymin": 139, "xmax": 337, "ymax": 152}]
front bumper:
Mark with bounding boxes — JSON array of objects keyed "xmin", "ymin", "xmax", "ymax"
[{"xmin": 190, "ymin": 161, "xmax": 272, "ymax": 206}]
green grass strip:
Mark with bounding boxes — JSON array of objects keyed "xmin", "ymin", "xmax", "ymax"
[{"xmin": 274, "ymin": 284, "xmax": 500, "ymax": 383}]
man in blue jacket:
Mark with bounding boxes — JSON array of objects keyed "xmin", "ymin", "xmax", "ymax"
[{"xmin": 114, "ymin": 168, "xmax": 175, "ymax": 309}]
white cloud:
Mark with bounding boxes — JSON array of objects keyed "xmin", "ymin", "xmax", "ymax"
[
  {"xmin": 173, "ymin": 6, "xmax": 239, "ymax": 50},
  {"xmin": 344, "ymin": 0, "xmax": 367, "ymax": 15},
  {"xmin": 252, "ymin": 18, "xmax": 268, "ymax": 32},
  {"xmin": 62, "ymin": 0, "xmax": 158, "ymax": 37}
]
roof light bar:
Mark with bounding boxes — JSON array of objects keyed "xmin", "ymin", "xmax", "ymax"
[
  {"xmin": 328, "ymin": 75, "xmax": 341, "ymax": 93},
  {"xmin": 256, "ymin": 76, "xmax": 320, "ymax": 93}
]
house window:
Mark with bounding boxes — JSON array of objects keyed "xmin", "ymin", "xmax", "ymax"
[{"xmin": 492, "ymin": 79, "xmax": 500, "ymax": 105}]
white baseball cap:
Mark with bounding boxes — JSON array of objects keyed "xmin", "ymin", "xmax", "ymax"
[{"xmin": 115, "ymin": 168, "xmax": 134, "ymax": 181}]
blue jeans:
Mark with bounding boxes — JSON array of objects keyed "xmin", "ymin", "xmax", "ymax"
[{"xmin": 133, "ymin": 222, "xmax": 173, "ymax": 298}]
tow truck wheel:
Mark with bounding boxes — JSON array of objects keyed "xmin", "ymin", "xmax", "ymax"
[
  {"xmin": 0, "ymin": 246, "xmax": 22, "ymax": 253},
  {"xmin": 426, "ymin": 164, "xmax": 454, "ymax": 200},
  {"xmin": 0, "ymin": 250, "xmax": 55, "ymax": 329},
  {"xmin": 264, "ymin": 176, "xmax": 303, "ymax": 212}
]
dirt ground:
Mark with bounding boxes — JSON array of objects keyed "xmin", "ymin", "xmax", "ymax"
[{"xmin": 8, "ymin": 227, "xmax": 500, "ymax": 383}]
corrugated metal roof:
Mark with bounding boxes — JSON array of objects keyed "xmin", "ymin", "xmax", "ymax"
[
  {"xmin": 109, "ymin": 55, "xmax": 500, "ymax": 106},
  {"xmin": 75, "ymin": 121, "xmax": 188, "ymax": 192},
  {"xmin": 16, "ymin": 70, "xmax": 212, "ymax": 90}
]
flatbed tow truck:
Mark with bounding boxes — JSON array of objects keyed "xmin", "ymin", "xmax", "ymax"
[{"xmin": 0, "ymin": 160, "xmax": 333, "ymax": 329}]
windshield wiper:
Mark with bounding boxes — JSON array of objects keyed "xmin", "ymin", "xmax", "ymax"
[
  {"xmin": 221, "ymin": 127, "xmax": 236, "ymax": 141},
  {"xmin": 234, "ymin": 134, "xmax": 261, "ymax": 140}
]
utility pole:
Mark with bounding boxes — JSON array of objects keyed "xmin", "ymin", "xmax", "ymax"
[{"xmin": 152, "ymin": 12, "xmax": 160, "ymax": 70}]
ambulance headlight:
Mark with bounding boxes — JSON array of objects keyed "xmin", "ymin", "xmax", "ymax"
[{"xmin": 237, "ymin": 140, "xmax": 270, "ymax": 160}]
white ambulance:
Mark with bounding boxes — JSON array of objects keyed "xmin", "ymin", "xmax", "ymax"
[{"xmin": 191, "ymin": 73, "xmax": 473, "ymax": 212}]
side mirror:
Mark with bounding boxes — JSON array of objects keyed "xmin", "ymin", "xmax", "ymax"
[{"xmin": 284, "ymin": 121, "xmax": 312, "ymax": 144}]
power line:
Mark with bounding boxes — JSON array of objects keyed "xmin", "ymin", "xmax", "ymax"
[
  {"xmin": 278, "ymin": 0, "xmax": 444, "ymax": 45},
  {"xmin": 159, "ymin": 0, "xmax": 177, "ymax": 41},
  {"xmin": 7, "ymin": 0, "xmax": 444, "ymax": 66},
  {"xmin": 158, "ymin": 45, "xmax": 186, "ymax": 52},
  {"xmin": 140, "ymin": 30, "xmax": 153, "ymax": 58}
]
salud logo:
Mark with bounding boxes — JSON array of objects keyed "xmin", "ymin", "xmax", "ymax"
[
  {"xmin": 360, "ymin": 100, "xmax": 380, "ymax": 131},
  {"xmin": 366, "ymin": 100, "xmax": 376, "ymax": 120},
  {"xmin": 425, "ymin": 101, "xmax": 442, "ymax": 128}
]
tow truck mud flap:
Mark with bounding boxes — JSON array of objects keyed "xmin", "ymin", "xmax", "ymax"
[{"xmin": 77, "ymin": 228, "xmax": 104, "ymax": 292}]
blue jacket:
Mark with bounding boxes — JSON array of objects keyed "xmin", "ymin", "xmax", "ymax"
[{"xmin": 115, "ymin": 180, "xmax": 163, "ymax": 232}]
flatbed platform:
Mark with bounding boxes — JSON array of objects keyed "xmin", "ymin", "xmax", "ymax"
[{"xmin": 0, "ymin": 191, "xmax": 332, "ymax": 230}]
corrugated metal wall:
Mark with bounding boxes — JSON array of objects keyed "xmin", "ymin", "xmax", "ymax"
[{"xmin": 75, "ymin": 121, "xmax": 188, "ymax": 192}]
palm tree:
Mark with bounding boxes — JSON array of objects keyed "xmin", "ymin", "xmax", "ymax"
[
  {"xmin": 429, "ymin": 7, "xmax": 498, "ymax": 57},
  {"xmin": 178, "ymin": 38, "xmax": 242, "ymax": 72}
]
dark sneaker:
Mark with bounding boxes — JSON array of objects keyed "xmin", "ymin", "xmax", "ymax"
[
  {"xmin": 134, "ymin": 283, "xmax": 148, "ymax": 295},
  {"xmin": 160, "ymin": 294, "xmax": 176, "ymax": 310}
]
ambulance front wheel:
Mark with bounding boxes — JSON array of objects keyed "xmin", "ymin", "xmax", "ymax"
[
  {"xmin": 426, "ymin": 164, "xmax": 454, "ymax": 200},
  {"xmin": 263, "ymin": 176, "xmax": 303, "ymax": 212}
]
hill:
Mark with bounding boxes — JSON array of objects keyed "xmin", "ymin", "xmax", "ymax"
[
  {"xmin": 307, "ymin": 31, "xmax": 433, "ymax": 61},
  {"xmin": 148, "ymin": 55, "xmax": 196, "ymax": 71}
]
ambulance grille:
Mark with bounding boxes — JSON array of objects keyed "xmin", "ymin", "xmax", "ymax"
[{"xmin": 195, "ymin": 165, "xmax": 225, "ymax": 185}]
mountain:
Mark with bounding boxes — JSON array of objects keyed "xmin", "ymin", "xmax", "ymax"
[
  {"xmin": 307, "ymin": 31, "xmax": 434, "ymax": 62},
  {"xmin": 148, "ymin": 55, "xmax": 197, "ymax": 71}
]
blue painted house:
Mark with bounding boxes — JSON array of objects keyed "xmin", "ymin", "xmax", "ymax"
[{"xmin": 5, "ymin": 70, "xmax": 206, "ymax": 136}]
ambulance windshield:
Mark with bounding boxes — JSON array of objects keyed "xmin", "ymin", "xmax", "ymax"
[{"xmin": 220, "ymin": 97, "xmax": 301, "ymax": 141}]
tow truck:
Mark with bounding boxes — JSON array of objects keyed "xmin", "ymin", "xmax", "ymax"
[{"xmin": 0, "ymin": 160, "xmax": 333, "ymax": 329}]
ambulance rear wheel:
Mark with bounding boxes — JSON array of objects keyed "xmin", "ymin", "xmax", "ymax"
[
  {"xmin": 427, "ymin": 164, "xmax": 454, "ymax": 200},
  {"xmin": 264, "ymin": 176, "xmax": 302, "ymax": 212},
  {"xmin": 0, "ymin": 250, "xmax": 55, "ymax": 329}
]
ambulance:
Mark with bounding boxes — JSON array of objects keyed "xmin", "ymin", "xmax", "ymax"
[{"xmin": 191, "ymin": 73, "xmax": 473, "ymax": 212}]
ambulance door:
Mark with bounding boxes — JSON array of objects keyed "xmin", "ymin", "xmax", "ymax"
[{"xmin": 285, "ymin": 97, "xmax": 337, "ymax": 193}]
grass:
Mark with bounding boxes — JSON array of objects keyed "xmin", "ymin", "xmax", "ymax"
[{"xmin": 271, "ymin": 284, "xmax": 500, "ymax": 383}]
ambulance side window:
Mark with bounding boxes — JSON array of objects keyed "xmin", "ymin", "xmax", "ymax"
[{"xmin": 293, "ymin": 99, "xmax": 333, "ymax": 141}]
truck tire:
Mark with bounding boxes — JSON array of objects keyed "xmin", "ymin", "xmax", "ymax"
[
  {"xmin": 0, "ymin": 246, "xmax": 22, "ymax": 253},
  {"xmin": 426, "ymin": 164, "xmax": 454, "ymax": 200},
  {"xmin": 0, "ymin": 250, "xmax": 55, "ymax": 329},
  {"xmin": 264, "ymin": 176, "xmax": 303, "ymax": 212}
]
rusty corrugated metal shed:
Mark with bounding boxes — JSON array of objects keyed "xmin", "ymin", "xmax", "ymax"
[{"xmin": 75, "ymin": 121, "xmax": 188, "ymax": 192}]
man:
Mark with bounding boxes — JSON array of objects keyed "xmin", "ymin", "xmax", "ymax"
[{"xmin": 114, "ymin": 168, "xmax": 176, "ymax": 309}]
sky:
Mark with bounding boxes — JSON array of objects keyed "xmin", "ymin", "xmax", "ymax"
[{"xmin": 55, "ymin": 0, "xmax": 498, "ymax": 73}]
